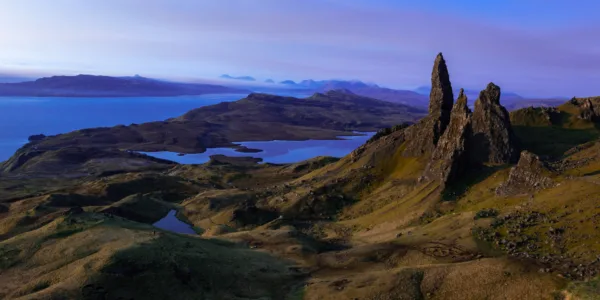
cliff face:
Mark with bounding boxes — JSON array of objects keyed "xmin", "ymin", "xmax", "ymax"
[
  {"xmin": 403, "ymin": 53, "xmax": 454, "ymax": 156},
  {"xmin": 470, "ymin": 83, "xmax": 520, "ymax": 164},
  {"xmin": 428, "ymin": 53, "xmax": 455, "ymax": 122},
  {"xmin": 422, "ymin": 89, "xmax": 472, "ymax": 186}
]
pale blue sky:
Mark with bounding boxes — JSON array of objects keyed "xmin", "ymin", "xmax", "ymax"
[{"xmin": 1, "ymin": 0, "xmax": 599, "ymax": 97}]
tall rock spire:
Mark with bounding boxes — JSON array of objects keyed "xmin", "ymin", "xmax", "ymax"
[
  {"xmin": 429, "ymin": 53, "xmax": 455, "ymax": 117},
  {"xmin": 422, "ymin": 88, "xmax": 472, "ymax": 186},
  {"xmin": 403, "ymin": 53, "xmax": 455, "ymax": 156}
]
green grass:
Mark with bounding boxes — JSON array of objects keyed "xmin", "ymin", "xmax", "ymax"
[
  {"xmin": 45, "ymin": 228, "xmax": 84, "ymax": 240},
  {"xmin": 0, "ymin": 246, "xmax": 21, "ymax": 270},
  {"xmin": 89, "ymin": 233, "xmax": 302, "ymax": 300},
  {"xmin": 513, "ymin": 126, "xmax": 600, "ymax": 157},
  {"xmin": 442, "ymin": 165, "xmax": 509, "ymax": 201},
  {"xmin": 567, "ymin": 276, "xmax": 600, "ymax": 299}
]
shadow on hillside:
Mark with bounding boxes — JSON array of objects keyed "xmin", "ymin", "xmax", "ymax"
[
  {"xmin": 442, "ymin": 165, "xmax": 511, "ymax": 201},
  {"xmin": 81, "ymin": 233, "xmax": 307, "ymax": 300},
  {"xmin": 513, "ymin": 125, "xmax": 600, "ymax": 158},
  {"xmin": 584, "ymin": 170, "xmax": 600, "ymax": 176}
]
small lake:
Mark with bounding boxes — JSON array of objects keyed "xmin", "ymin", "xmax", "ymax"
[
  {"xmin": 152, "ymin": 210, "xmax": 197, "ymax": 235},
  {"xmin": 141, "ymin": 132, "xmax": 375, "ymax": 164}
]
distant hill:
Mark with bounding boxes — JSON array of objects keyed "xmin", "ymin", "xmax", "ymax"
[
  {"xmin": 264, "ymin": 79, "xmax": 275, "ymax": 83},
  {"xmin": 219, "ymin": 74, "xmax": 256, "ymax": 81},
  {"xmin": 279, "ymin": 80, "xmax": 297, "ymax": 85},
  {"xmin": 273, "ymin": 79, "xmax": 430, "ymax": 107},
  {"xmin": 318, "ymin": 83, "xmax": 429, "ymax": 107},
  {"xmin": 7, "ymin": 90, "xmax": 426, "ymax": 158},
  {"xmin": 0, "ymin": 74, "xmax": 249, "ymax": 97}
]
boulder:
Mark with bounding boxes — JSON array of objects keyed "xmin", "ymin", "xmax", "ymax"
[{"xmin": 496, "ymin": 151, "xmax": 554, "ymax": 196}]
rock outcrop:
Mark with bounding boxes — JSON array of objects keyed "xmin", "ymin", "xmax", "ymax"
[
  {"xmin": 422, "ymin": 89, "xmax": 472, "ymax": 186},
  {"xmin": 496, "ymin": 151, "xmax": 554, "ymax": 196},
  {"xmin": 400, "ymin": 54, "xmax": 519, "ymax": 187},
  {"xmin": 470, "ymin": 83, "xmax": 519, "ymax": 164},
  {"xmin": 569, "ymin": 96, "xmax": 600, "ymax": 121},
  {"xmin": 403, "ymin": 53, "xmax": 454, "ymax": 156},
  {"xmin": 509, "ymin": 106, "xmax": 560, "ymax": 127}
]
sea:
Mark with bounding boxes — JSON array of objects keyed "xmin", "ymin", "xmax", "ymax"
[{"xmin": 0, "ymin": 93, "xmax": 373, "ymax": 163}]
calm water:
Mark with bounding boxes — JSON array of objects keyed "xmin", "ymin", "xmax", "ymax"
[
  {"xmin": 0, "ymin": 93, "xmax": 372, "ymax": 165},
  {"xmin": 153, "ymin": 210, "xmax": 197, "ymax": 234},
  {"xmin": 141, "ymin": 132, "xmax": 374, "ymax": 164},
  {"xmin": 0, "ymin": 93, "xmax": 260, "ymax": 161}
]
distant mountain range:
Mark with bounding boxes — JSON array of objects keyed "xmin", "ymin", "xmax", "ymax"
[
  {"xmin": 238, "ymin": 78, "xmax": 431, "ymax": 107},
  {"xmin": 1, "ymin": 72, "xmax": 566, "ymax": 109},
  {"xmin": 279, "ymin": 80, "xmax": 297, "ymax": 85},
  {"xmin": 233, "ymin": 77, "xmax": 566, "ymax": 110},
  {"xmin": 0, "ymin": 74, "xmax": 249, "ymax": 97},
  {"xmin": 219, "ymin": 74, "xmax": 256, "ymax": 81}
]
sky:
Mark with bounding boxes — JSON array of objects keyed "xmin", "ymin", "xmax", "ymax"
[{"xmin": 0, "ymin": 0, "xmax": 599, "ymax": 97}]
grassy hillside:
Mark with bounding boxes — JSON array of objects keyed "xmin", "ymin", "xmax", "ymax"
[
  {"xmin": 510, "ymin": 104, "xmax": 600, "ymax": 157},
  {"xmin": 2, "ymin": 127, "xmax": 591, "ymax": 298}
]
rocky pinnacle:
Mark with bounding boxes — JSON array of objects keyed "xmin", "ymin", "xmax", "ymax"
[
  {"xmin": 402, "ymin": 53, "xmax": 455, "ymax": 156},
  {"xmin": 471, "ymin": 82, "xmax": 519, "ymax": 164},
  {"xmin": 429, "ymin": 53, "xmax": 454, "ymax": 118},
  {"xmin": 423, "ymin": 88, "xmax": 472, "ymax": 185}
]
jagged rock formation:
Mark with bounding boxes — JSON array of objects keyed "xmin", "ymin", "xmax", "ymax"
[
  {"xmin": 403, "ymin": 55, "xmax": 519, "ymax": 187},
  {"xmin": 496, "ymin": 151, "xmax": 554, "ymax": 196},
  {"xmin": 470, "ymin": 83, "xmax": 519, "ymax": 164},
  {"xmin": 403, "ymin": 53, "xmax": 518, "ymax": 186},
  {"xmin": 396, "ymin": 54, "xmax": 520, "ymax": 187},
  {"xmin": 569, "ymin": 96, "xmax": 600, "ymax": 121},
  {"xmin": 422, "ymin": 89, "xmax": 472, "ymax": 186},
  {"xmin": 403, "ymin": 53, "xmax": 454, "ymax": 156}
]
